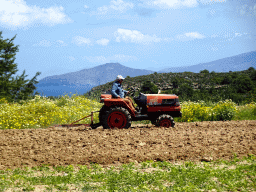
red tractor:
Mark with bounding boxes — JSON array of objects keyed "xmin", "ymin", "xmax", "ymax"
[{"xmin": 98, "ymin": 93, "xmax": 182, "ymax": 129}]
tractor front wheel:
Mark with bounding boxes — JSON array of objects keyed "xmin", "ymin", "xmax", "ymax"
[
  {"xmin": 102, "ymin": 107, "xmax": 132, "ymax": 129},
  {"xmin": 155, "ymin": 114, "xmax": 175, "ymax": 128}
]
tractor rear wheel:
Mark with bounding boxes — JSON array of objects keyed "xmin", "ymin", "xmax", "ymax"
[
  {"xmin": 102, "ymin": 107, "xmax": 132, "ymax": 129},
  {"xmin": 155, "ymin": 114, "xmax": 175, "ymax": 128}
]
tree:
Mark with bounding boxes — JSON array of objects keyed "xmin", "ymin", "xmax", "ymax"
[
  {"xmin": 200, "ymin": 69, "xmax": 210, "ymax": 74},
  {"xmin": 140, "ymin": 80, "xmax": 158, "ymax": 94},
  {"xmin": 251, "ymin": 70, "xmax": 256, "ymax": 81},
  {"xmin": 178, "ymin": 83, "xmax": 194, "ymax": 98},
  {"xmin": 172, "ymin": 77, "xmax": 180, "ymax": 88},
  {"xmin": 248, "ymin": 67, "xmax": 255, "ymax": 72},
  {"xmin": 0, "ymin": 31, "xmax": 41, "ymax": 102},
  {"xmin": 232, "ymin": 74, "xmax": 254, "ymax": 94},
  {"xmin": 221, "ymin": 75, "xmax": 232, "ymax": 85}
]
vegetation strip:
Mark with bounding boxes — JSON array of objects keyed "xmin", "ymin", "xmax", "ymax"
[
  {"xmin": 1, "ymin": 94, "xmax": 256, "ymax": 130},
  {"xmin": 0, "ymin": 155, "xmax": 255, "ymax": 191}
]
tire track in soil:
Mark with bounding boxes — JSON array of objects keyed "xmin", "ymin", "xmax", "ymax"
[{"xmin": 0, "ymin": 120, "xmax": 255, "ymax": 170}]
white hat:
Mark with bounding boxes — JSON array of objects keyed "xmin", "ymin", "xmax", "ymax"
[{"xmin": 116, "ymin": 75, "xmax": 125, "ymax": 80}]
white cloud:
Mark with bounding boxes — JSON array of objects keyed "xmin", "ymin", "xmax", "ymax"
[
  {"xmin": 176, "ymin": 32, "xmax": 205, "ymax": 41},
  {"xmin": 238, "ymin": 4, "xmax": 256, "ymax": 16},
  {"xmin": 72, "ymin": 36, "xmax": 91, "ymax": 46},
  {"xmin": 96, "ymin": 38, "xmax": 110, "ymax": 46},
  {"xmin": 211, "ymin": 31, "xmax": 251, "ymax": 42},
  {"xmin": 199, "ymin": 0, "xmax": 227, "ymax": 5},
  {"xmin": 225, "ymin": 32, "xmax": 250, "ymax": 41},
  {"xmin": 72, "ymin": 37, "xmax": 111, "ymax": 46},
  {"xmin": 33, "ymin": 39, "xmax": 67, "ymax": 47},
  {"xmin": 97, "ymin": 0, "xmax": 134, "ymax": 14},
  {"xmin": 235, "ymin": 33, "xmax": 242, "ymax": 37},
  {"xmin": 115, "ymin": 28, "xmax": 161, "ymax": 43},
  {"xmin": 84, "ymin": 5, "xmax": 89, "ymax": 9},
  {"xmin": 148, "ymin": 0, "xmax": 198, "ymax": 9},
  {"xmin": 33, "ymin": 40, "xmax": 51, "ymax": 47},
  {"xmin": 210, "ymin": 46, "xmax": 218, "ymax": 51},
  {"xmin": 211, "ymin": 34, "xmax": 218, "ymax": 38},
  {"xmin": 112, "ymin": 54, "xmax": 137, "ymax": 62},
  {"xmin": 85, "ymin": 56, "xmax": 107, "ymax": 63},
  {"xmin": 67, "ymin": 56, "xmax": 75, "ymax": 62},
  {"xmin": 143, "ymin": 0, "xmax": 227, "ymax": 9},
  {"xmin": 84, "ymin": 54, "xmax": 137, "ymax": 64},
  {"xmin": 0, "ymin": 0, "xmax": 72, "ymax": 29},
  {"xmin": 185, "ymin": 32, "xmax": 205, "ymax": 39},
  {"xmin": 55, "ymin": 40, "xmax": 67, "ymax": 47}
]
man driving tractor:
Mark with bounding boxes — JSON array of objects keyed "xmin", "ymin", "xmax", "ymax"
[
  {"xmin": 111, "ymin": 75, "xmax": 137, "ymax": 112},
  {"xmin": 96, "ymin": 75, "xmax": 181, "ymax": 129}
]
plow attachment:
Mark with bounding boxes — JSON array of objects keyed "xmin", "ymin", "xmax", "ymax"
[{"xmin": 58, "ymin": 111, "xmax": 101, "ymax": 129}]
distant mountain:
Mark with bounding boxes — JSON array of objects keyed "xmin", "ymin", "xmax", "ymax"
[
  {"xmin": 35, "ymin": 52, "xmax": 256, "ymax": 97},
  {"xmin": 35, "ymin": 63, "xmax": 154, "ymax": 97},
  {"xmin": 158, "ymin": 51, "xmax": 256, "ymax": 73}
]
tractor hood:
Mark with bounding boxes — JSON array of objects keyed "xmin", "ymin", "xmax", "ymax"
[
  {"xmin": 134, "ymin": 93, "xmax": 179, "ymax": 107},
  {"xmin": 145, "ymin": 94, "xmax": 179, "ymax": 106}
]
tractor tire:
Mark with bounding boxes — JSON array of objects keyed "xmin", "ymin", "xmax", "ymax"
[
  {"xmin": 155, "ymin": 114, "xmax": 175, "ymax": 128},
  {"xmin": 102, "ymin": 107, "xmax": 132, "ymax": 129}
]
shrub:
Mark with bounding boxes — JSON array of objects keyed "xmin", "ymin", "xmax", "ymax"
[
  {"xmin": 177, "ymin": 100, "xmax": 212, "ymax": 122},
  {"xmin": 176, "ymin": 99, "xmax": 237, "ymax": 122},
  {"xmin": 140, "ymin": 80, "xmax": 158, "ymax": 94},
  {"xmin": 212, "ymin": 99, "xmax": 237, "ymax": 121},
  {"xmin": 0, "ymin": 97, "xmax": 8, "ymax": 104}
]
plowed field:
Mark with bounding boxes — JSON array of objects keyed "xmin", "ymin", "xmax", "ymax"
[{"xmin": 0, "ymin": 120, "xmax": 255, "ymax": 170}]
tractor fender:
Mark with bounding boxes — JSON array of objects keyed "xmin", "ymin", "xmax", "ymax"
[{"xmin": 103, "ymin": 99, "xmax": 136, "ymax": 117}]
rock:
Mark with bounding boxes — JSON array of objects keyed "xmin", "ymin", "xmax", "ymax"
[
  {"xmin": 200, "ymin": 157, "xmax": 213, "ymax": 162},
  {"xmin": 139, "ymin": 142, "xmax": 146, "ymax": 146}
]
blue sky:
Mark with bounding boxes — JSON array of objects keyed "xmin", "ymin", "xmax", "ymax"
[{"xmin": 0, "ymin": 0, "xmax": 256, "ymax": 80}]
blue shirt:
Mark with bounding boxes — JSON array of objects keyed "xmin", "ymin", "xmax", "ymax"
[{"xmin": 111, "ymin": 81, "xmax": 128, "ymax": 98}]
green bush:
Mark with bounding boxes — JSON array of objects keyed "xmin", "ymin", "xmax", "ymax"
[
  {"xmin": 212, "ymin": 99, "xmax": 237, "ymax": 121},
  {"xmin": 140, "ymin": 80, "xmax": 158, "ymax": 94},
  {"xmin": 176, "ymin": 99, "xmax": 237, "ymax": 122}
]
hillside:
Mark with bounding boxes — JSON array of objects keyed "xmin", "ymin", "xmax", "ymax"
[
  {"xmin": 84, "ymin": 67, "xmax": 256, "ymax": 104},
  {"xmin": 158, "ymin": 51, "xmax": 256, "ymax": 73},
  {"xmin": 35, "ymin": 63, "xmax": 154, "ymax": 97}
]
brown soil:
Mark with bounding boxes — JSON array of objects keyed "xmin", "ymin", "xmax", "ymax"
[{"xmin": 0, "ymin": 120, "xmax": 255, "ymax": 170}]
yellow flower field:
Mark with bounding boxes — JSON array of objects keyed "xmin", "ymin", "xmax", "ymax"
[
  {"xmin": 0, "ymin": 95, "xmax": 255, "ymax": 129},
  {"xmin": 0, "ymin": 94, "xmax": 103, "ymax": 129}
]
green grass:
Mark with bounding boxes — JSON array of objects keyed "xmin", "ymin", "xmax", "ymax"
[
  {"xmin": 0, "ymin": 155, "xmax": 255, "ymax": 191},
  {"xmin": 233, "ymin": 105, "xmax": 256, "ymax": 120}
]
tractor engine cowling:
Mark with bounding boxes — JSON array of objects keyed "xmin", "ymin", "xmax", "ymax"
[
  {"xmin": 134, "ymin": 93, "xmax": 181, "ymax": 117},
  {"xmin": 134, "ymin": 93, "xmax": 180, "ymax": 107}
]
